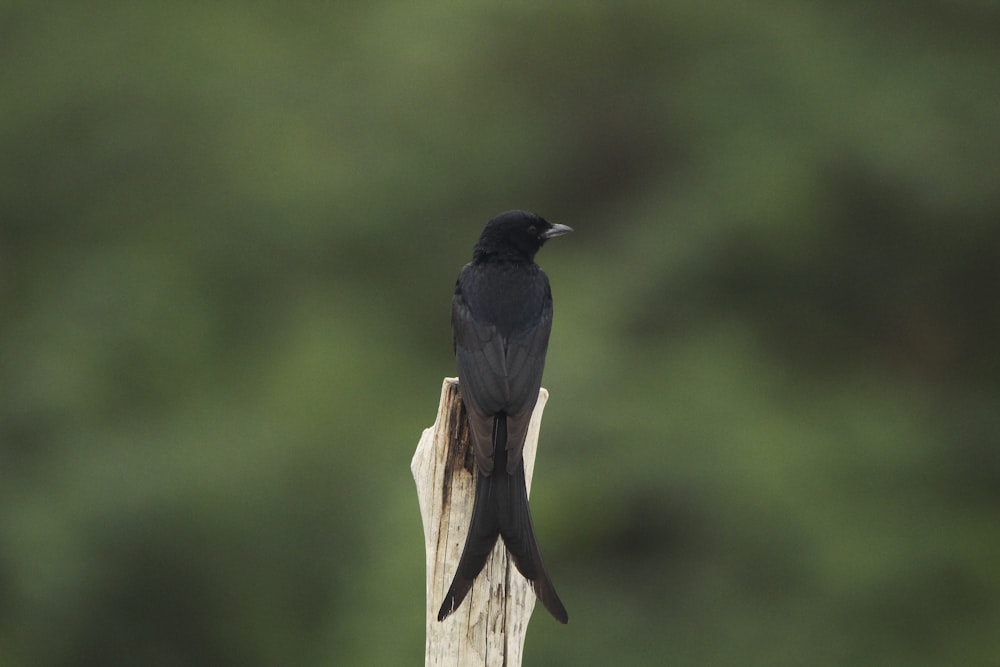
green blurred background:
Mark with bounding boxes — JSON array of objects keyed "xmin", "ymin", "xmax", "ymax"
[{"xmin": 3, "ymin": 2, "xmax": 999, "ymax": 665}]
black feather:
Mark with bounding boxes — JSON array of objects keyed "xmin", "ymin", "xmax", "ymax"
[{"xmin": 438, "ymin": 211, "xmax": 571, "ymax": 624}]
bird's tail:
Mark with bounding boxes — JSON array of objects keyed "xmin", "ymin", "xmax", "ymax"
[{"xmin": 437, "ymin": 415, "xmax": 568, "ymax": 624}]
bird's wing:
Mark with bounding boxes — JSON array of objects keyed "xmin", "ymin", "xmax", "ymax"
[
  {"xmin": 503, "ymin": 295, "xmax": 552, "ymax": 414},
  {"xmin": 452, "ymin": 288, "xmax": 508, "ymax": 473},
  {"xmin": 499, "ymin": 295, "xmax": 552, "ymax": 472},
  {"xmin": 452, "ymin": 295, "xmax": 509, "ymax": 411}
]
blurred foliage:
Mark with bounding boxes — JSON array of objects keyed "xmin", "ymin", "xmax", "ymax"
[{"xmin": 2, "ymin": 1, "xmax": 999, "ymax": 665}]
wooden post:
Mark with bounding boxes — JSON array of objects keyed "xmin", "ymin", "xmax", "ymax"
[{"xmin": 411, "ymin": 378, "xmax": 549, "ymax": 667}]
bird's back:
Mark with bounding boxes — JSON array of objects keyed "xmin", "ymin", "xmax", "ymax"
[{"xmin": 456, "ymin": 260, "xmax": 550, "ymax": 338}]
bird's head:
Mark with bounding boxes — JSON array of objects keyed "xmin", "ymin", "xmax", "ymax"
[{"xmin": 473, "ymin": 210, "xmax": 573, "ymax": 263}]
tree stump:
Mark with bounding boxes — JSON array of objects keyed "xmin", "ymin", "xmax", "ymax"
[{"xmin": 411, "ymin": 378, "xmax": 548, "ymax": 667}]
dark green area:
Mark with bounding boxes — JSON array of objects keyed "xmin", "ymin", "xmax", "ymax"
[{"xmin": 3, "ymin": 2, "xmax": 998, "ymax": 665}]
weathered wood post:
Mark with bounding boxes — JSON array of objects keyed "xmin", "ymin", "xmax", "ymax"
[{"xmin": 411, "ymin": 378, "xmax": 549, "ymax": 667}]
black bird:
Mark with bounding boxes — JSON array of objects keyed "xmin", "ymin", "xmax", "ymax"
[{"xmin": 438, "ymin": 210, "xmax": 571, "ymax": 624}]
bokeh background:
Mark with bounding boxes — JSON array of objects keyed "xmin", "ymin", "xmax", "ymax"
[{"xmin": 3, "ymin": 2, "xmax": 999, "ymax": 665}]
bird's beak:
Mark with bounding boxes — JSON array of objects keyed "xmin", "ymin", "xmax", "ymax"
[{"xmin": 541, "ymin": 223, "xmax": 574, "ymax": 239}]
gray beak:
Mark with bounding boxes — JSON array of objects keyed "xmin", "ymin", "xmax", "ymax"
[{"xmin": 541, "ymin": 223, "xmax": 574, "ymax": 239}]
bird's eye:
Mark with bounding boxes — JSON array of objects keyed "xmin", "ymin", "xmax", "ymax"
[{"xmin": 528, "ymin": 225, "xmax": 537, "ymax": 234}]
